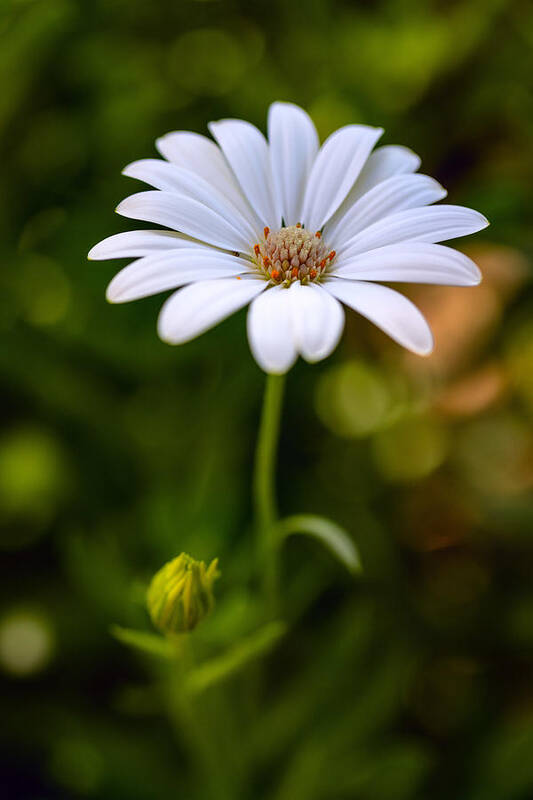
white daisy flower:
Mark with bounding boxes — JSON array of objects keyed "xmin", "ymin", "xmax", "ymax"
[{"xmin": 88, "ymin": 102, "xmax": 488, "ymax": 374}]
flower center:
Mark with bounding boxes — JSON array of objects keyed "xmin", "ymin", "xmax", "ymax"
[{"xmin": 253, "ymin": 225, "xmax": 336, "ymax": 285}]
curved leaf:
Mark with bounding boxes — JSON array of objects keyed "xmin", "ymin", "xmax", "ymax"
[
  {"xmin": 185, "ymin": 621, "xmax": 287, "ymax": 695},
  {"xmin": 276, "ymin": 514, "xmax": 362, "ymax": 574},
  {"xmin": 110, "ymin": 624, "xmax": 178, "ymax": 659}
]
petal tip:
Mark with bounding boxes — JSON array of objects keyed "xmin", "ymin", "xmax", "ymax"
[
  {"xmin": 156, "ymin": 307, "xmax": 176, "ymax": 344},
  {"xmin": 88, "ymin": 242, "xmax": 103, "ymax": 260},
  {"xmin": 410, "ymin": 331, "xmax": 434, "ymax": 357},
  {"xmin": 159, "ymin": 334, "xmax": 177, "ymax": 346},
  {"xmin": 269, "ymin": 100, "xmax": 305, "ymax": 115},
  {"xmin": 156, "ymin": 318, "xmax": 176, "ymax": 345},
  {"xmin": 470, "ymin": 209, "xmax": 490, "ymax": 230},
  {"xmin": 158, "ymin": 333, "xmax": 175, "ymax": 345},
  {"xmin": 418, "ymin": 342, "xmax": 434, "ymax": 357},
  {"xmin": 466, "ymin": 262, "xmax": 483, "ymax": 285},
  {"xmin": 154, "ymin": 136, "xmax": 170, "ymax": 158},
  {"xmin": 106, "ymin": 276, "xmax": 132, "ymax": 304},
  {"xmin": 105, "ymin": 285, "xmax": 118, "ymax": 303}
]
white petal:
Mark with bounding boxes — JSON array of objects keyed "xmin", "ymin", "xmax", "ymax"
[
  {"xmin": 88, "ymin": 230, "xmax": 205, "ymax": 260},
  {"xmin": 116, "ymin": 191, "xmax": 253, "ymax": 253},
  {"xmin": 208, "ymin": 119, "xmax": 281, "ymax": 230},
  {"xmin": 106, "ymin": 249, "xmax": 250, "ymax": 303},
  {"xmin": 333, "ymin": 242, "xmax": 482, "ymax": 286},
  {"xmin": 350, "ymin": 144, "xmax": 421, "ymax": 196},
  {"xmin": 324, "ymin": 279, "xmax": 433, "ymax": 355},
  {"xmin": 301, "ymin": 125, "xmax": 383, "ymax": 232},
  {"xmin": 155, "ymin": 131, "xmax": 261, "ymax": 233},
  {"xmin": 289, "ymin": 282, "xmax": 344, "ymax": 363},
  {"xmin": 326, "ymin": 144, "xmax": 422, "ymax": 234},
  {"xmin": 340, "ymin": 205, "xmax": 489, "ymax": 257},
  {"xmin": 158, "ymin": 277, "xmax": 266, "ymax": 345},
  {"xmin": 122, "ymin": 159, "xmax": 259, "ymax": 244},
  {"xmin": 247, "ymin": 286, "xmax": 297, "ymax": 374},
  {"xmin": 268, "ymin": 102, "xmax": 319, "ymax": 226},
  {"xmin": 324, "ymin": 174, "xmax": 446, "ymax": 247}
]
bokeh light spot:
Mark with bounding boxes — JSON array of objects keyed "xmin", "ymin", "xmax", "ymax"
[
  {"xmin": 0, "ymin": 427, "xmax": 69, "ymax": 539},
  {"xmin": 372, "ymin": 416, "xmax": 448, "ymax": 482},
  {"xmin": 315, "ymin": 360, "xmax": 401, "ymax": 438},
  {"xmin": 0, "ymin": 610, "xmax": 54, "ymax": 677}
]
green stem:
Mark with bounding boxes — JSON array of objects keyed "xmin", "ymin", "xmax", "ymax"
[
  {"xmin": 168, "ymin": 638, "xmax": 234, "ymax": 800},
  {"xmin": 253, "ymin": 372, "xmax": 285, "ymax": 617}
]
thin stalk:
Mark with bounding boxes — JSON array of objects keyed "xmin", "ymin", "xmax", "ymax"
[
  {"xmin": 253, "ymin": 372, "xmax": 285, "ymax": 617},
  {"xmin": 168, "ymin": 638, "xmax": 234, "ymax": 800}
]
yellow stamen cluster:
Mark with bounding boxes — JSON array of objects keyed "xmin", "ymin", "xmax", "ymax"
[{"xmin": 253, "ymin": 225, "xmax": 336, "ymax": 285}]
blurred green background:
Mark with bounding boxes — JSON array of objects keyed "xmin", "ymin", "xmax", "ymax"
[{"xmin": 1, "ymin": 0, "xmax": 532, "ymax": 798}]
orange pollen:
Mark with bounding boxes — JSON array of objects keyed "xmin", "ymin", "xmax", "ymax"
[{"xmin": 252, "ymin": 225, "xmax": 335, "ymax": 285}]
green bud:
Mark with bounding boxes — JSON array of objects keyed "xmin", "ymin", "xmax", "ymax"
[{"xmin": 147, "ymin": 553, "xmax": 219, "ymax": 635}]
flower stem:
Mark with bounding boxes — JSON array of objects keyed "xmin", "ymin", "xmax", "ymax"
[{"xmin": 253, "ymin": 372, "xmax": 285, "ymax": 617}]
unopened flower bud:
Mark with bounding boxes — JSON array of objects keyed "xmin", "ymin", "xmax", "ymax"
[{"xmin": 147, "ymin": 553, "xmax": 219, "ymax": 635}]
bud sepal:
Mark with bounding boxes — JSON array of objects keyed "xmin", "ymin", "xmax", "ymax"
[{"xmin": 147, "ymin": 553, "xmax": 219, "ymax": 635}]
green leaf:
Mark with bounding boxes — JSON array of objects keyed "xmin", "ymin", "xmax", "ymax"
[
  {"xmin": 276, "ymin": 514, "xmax": 362, "ymax": 574},
  {"xmin": 185, "ymin": 621, "xmax": 287, "ymax": 695},
  {"xmin": 110, "ymin": 625, "xmax": 178, "ymax": 660}
]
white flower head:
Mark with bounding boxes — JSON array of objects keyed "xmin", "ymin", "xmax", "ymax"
[{"xmin": 88, "ymin": 103, "xmax": 488, "ymax": 374}]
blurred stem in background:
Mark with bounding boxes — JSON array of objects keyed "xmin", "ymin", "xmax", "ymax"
[
  {"xmin": 169, "ymin": 638, "xmax": 233, "ymax": 800},
  {"xmin": 253, "ymin": 373, "xmax": 285, "ymax": 618}
]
